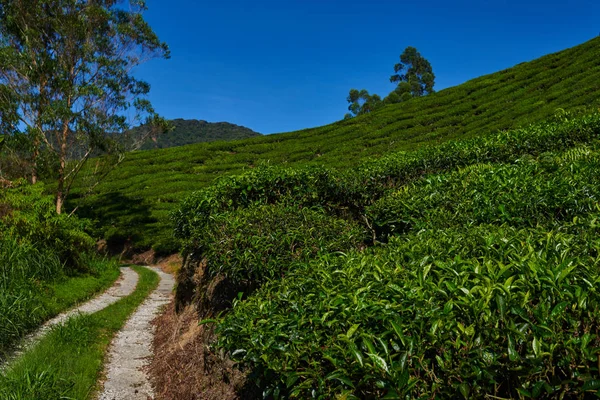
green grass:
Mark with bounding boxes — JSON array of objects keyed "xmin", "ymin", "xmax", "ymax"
[
  {"xmin": 39, "ymin": 262, "xmax": 121, "ymax": 317},
  {"xmin": 70, "ymin": 37, "xmax": 600, "ymax": 251},
  {"xmin": 0, "ymin": 266, "xmax": 159, "ymax": 400}
]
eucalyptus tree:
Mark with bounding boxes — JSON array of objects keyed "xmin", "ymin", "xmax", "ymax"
[
  {"xmin": 386, "ymin": 46, "xmax": 435, "ymax": 103},
  {"xmin": 0, "ymin": 0, "xmax": 169, "ymax": 213}
]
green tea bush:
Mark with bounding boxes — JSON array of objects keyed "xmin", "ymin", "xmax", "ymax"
[
  {"xmin": 176, "ymin": 204, "xmax": 366, "ymax": 316},
  {"xmin": 218, "ymin": 223, "xmax": 600, "ymax": 398},
  {"xmin": 173, "ymin": 165, "xmax": 340, "ymax": 243},
  {"xmin": 367, "ymin": 144, "xmax": 600, "ymax": 239},
  {"xmin": 190, "ymin": 204, "xmax": 366, "ymax": 285}
]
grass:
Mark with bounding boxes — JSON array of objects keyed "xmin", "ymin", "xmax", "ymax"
[
  {"xmin": 0, "ymin": 266, "xmax": 160, "ymax": 400},
  {"xmin": 39, "ymin": 263, "xmax": 121, "ymax": 317},
  {"xmin": 0, "ymin": 239, "xmax": 119, "ymax": 355},
  {"xmin": 70, "ymin": 37, "xmax": 600, "ymax": 251}
]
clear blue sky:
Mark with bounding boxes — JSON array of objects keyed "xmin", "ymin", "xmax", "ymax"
[{"xmin": 135, "ymin": 0, "xmax": 600, "ymax": 134}]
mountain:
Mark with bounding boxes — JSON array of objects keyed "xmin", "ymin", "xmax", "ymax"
[{"xmin": 137, "ymin": 119, "xmax": 261, "ymax": 150}]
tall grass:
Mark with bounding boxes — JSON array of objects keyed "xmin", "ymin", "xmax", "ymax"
[{"xmin": 0, "ymin": 183, "xmax": 119, "ymax": 356}]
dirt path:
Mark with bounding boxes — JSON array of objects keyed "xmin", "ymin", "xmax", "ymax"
[
  {"xmin": 98, "ymin": 266, "xmax": 175, "ymax": 400},
  {"xmin": 0, "ymin": 267, "xmax": 138, "ymax": 370}
]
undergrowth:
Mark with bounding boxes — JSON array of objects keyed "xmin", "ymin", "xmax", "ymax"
[{"xmin": 0, "ymin": 183, "xmax": 119, "ymax": 355}]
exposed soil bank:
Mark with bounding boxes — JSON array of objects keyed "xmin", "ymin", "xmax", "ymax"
[{"xmin": 148, "ymin": 300, "xmax": 260, "ymax": 400}]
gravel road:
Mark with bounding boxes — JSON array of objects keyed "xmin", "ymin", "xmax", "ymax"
[{"xmin": 98, "ymin": 266, "xmax": 175, "ymax": 400}]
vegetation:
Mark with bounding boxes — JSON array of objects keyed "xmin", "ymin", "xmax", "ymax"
[
  {"xmin": 0, "ymin": 266, "xmax": 159, "ymax": 400},
  {"xmin": 0, "ymin": 0, "xmax": 169, "ymax": 213},
  {"xmin": 173, "ymin": 110, "xmax": 600, "ymax": 398},
  {"xmin": 72, "ymin": 37, "xmax": 600, "ymax": 252},
  {"xmin": 135, "ymin": 119, "xmax": 261, "ymax": 150},
  {"xmin": 386, "ymin": 46, "xmax": 435, "ymax": 103},
  {"xmin": 0, "ymin": 182, "xmax": 119, "ymax": 356},
  {"xmin": 345, "ymin": 89, "xmax": 383, "ymax": 118},
  {"xmin": 345, "ymin": 46, "xmax": 435, "ymax": 118}
]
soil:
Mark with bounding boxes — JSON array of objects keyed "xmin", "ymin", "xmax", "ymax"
[{"xmin": 148, "ymin": 301, "xmax": 260, "ymax": 400}]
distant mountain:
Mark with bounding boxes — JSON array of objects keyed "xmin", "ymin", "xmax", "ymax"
[{"xmin": 138, "ymin": 119, "xmax": 261, "ymax": 150}]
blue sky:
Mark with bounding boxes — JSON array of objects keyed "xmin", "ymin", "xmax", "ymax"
[{"xmin": 136, "ymin": 0, "xmax": 600, "ymax": 134}]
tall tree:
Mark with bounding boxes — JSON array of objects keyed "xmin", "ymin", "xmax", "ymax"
[
  {"xmin": 387, "ymin": 46, "xmax": 435, "ymax": 103},
  {"xmin": 0, "ymin": 0, "xmax": 169, "ymax": 213},
  {"xmin": 345, "ymin": 88, "xmax": 382, "ymax": 118}
]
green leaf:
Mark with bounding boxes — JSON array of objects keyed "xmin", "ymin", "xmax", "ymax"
[
  {"xmin": 582, "ymin": 379, "xmax": 600, "ymax": 391},
  {"xmin": 367, "ymin": 353, "xmax": 389, "ymax": 373},
  {"xmin": 550, "ymin": 301, "xmax": 569, "ymax": 318},
  {"xmin": 532, "ymin": 337, "xmax": 541, "ymax": 358},
  {"xmin": 508, "ymin": 335, "xmax": 519, "ymax": 361},
  {"xmin": 346, "ymin": 324, "xmax": 359, "ymax": 339},
  {"xmin": 459, "ymin": 382, "xmax": 470, "ymax": 399}
]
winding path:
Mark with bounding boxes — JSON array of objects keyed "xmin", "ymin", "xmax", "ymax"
[
  {"xmin": 0, "ymin": 267, "xmax": 138, "ymax": 370},
  {"xmin": 99, "ymin": 266, "xmax": 175, "ymax": 400}
]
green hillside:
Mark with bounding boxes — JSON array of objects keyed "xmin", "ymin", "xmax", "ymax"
[
  {"xmin": 136, "ymin": 119, "xmax": 261, "ymax": 150},
  {"xmin": 176, "ymin": 111, "xmax": 600, "ymax": 398},
  {"xmin": 71, "ymin": 37, "xmax": 600, "ymax": 252}
]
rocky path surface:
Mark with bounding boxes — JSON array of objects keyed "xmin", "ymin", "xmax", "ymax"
[
  {"xmin": 98, "ymin": 266, "xmax": 175, "ymax": 400},
  {"xmin": 0, "ymin": 267, "xmax": 138, "ymax": 370}
]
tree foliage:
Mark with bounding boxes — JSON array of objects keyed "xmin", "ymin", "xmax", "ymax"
[
  {"xmin": 0, "ymin": 0, "xmax": 169, "ymax": 213},
  {"xmin": 387, "ymin": 46, "xmax": 435, "ymax": 103},
  {"xmin": 345, "ymin": 88, "xmax": 382, "ymax": 118}
]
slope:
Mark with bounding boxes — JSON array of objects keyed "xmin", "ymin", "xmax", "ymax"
[{"xmin": 71, "ymin": 37, "xmax": 600, "ymax": 252}]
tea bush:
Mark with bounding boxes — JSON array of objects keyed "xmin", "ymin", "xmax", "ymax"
[
  {"xmin": 218, "ymin": 223, "xmax": 600, "ymax": 398},
  {"xmin": 186, "ymin": 204, "xmax": 366, "ymax": 285},
  {"xmin": 208, "ymin": 141, "xmax": 600, "ymax": 398},
  {"xmin": 367, "ymin": 144, "xmax": 600, "ymax": 239}
]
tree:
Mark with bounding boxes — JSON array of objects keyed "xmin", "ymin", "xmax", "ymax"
[
  {"xmin": 345, "ymin": 88, "xmax": 382, "ymax": 118},
  {"xmin": 387, "ymin": 46, "xmax": 435, "ymax": 103},
  {"xmin": 0, "ymin": 0, "xmax": 169, "ymax": 213}
]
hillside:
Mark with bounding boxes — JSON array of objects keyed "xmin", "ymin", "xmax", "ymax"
[
  {"xmin": 169, "ymin": 110, "xmax": 600, "ymax": 397},
  {"xmin": 136, "ymin": 119, "xmax": 261, "ymax": 150},
  {"xmin": 70, "ymin": 37, "xmax": 600, "ymax": 252}
]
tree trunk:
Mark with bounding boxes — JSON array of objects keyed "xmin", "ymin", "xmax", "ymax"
[
  {"xmin": 56, "ymin": 120, "xmax": 69, "ymax": 214},
  {"xmin": 31, "ymin": 142, "xmax": 38, "ymax": 185}
]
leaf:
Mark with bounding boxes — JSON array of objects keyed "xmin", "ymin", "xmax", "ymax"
[
  {"xmin": 532, "ymin": 337, "xmax": 541, "ymax": 358},
  {"xmin": 198, "ymin": 318, "xmax": 218, "ymax": 325},
  {"xmin": 550, "ymin": 301, "xmax": 569, "ymax": 318},
  {"xmin": 367, "ymin": 353, "xmax": 389, "ymax": 373},
  {"xmin": 390, "ymin": 320, "xmax": 406, "ymax": 346},
  {"xmin": 508, "ymin": 335, "xmax": 519, "ymax": 361},
  {"xmin": 582, "ymin": 379, "xmax": 600, "ymax": 391},
  {"xmin": 459, "ymin": 382, "xmax": 470, "ymax": 399},
  {"xmin": 346, "ymin": 324, "xmax": 359, "ymax": 339}
]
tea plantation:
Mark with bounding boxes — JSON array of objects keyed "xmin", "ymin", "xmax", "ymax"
[
  {"xmin": 71, "ymin": 37, "xmax": 600, "ymax": 252},
  {"xmin": 177, "ymin": 111, "xmax": 600, "ymax": 398}
]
